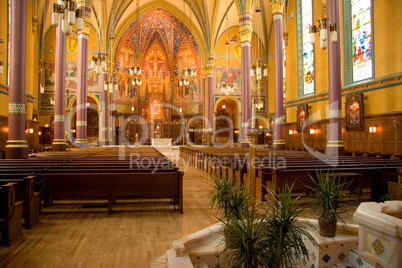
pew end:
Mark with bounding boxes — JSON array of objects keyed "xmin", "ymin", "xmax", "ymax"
[{"xmin": 0, "ymin": 183, "xmax": 23, "ymax": 246}]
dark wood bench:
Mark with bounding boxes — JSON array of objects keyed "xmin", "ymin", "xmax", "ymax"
[{"xmin": 0, "ymin": 183, "xmax": 23, "ymax": 246}]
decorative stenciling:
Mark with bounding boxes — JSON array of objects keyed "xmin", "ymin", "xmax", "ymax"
[
  {"xmin": 54, "ymin": 115, "xmax": 65, "ymax": 122},
  {"xmin": 8, "ymin": 103, "xmax": 25, "ymax": 114},
  {"xmin": 76, "ymin": 120, "xmax": 87, "ymax": 126},
  {"xmin": 329, "ymin": 109, "xmax": 342, "ymax": 119},
  {"xmin": 372, "ymin": 239, "xmax": 385, "ymax": 256}
]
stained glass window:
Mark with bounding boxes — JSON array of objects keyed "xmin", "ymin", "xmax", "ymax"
[
  {"xmin": 351, "ymin": 0, "xmax": 372, "ymax": 82},
  {"xmin": 301, "ymin": 0, "xmax": 314, "ymax": 95}
]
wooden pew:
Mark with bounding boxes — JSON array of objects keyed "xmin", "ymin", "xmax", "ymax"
[
  {"xmin": 0, "ymin": 183, "xmax": 23, "ymax": 246},
  {"xmin": 0, "ymin": 176, "xmax": 40, "ymax": 229}
]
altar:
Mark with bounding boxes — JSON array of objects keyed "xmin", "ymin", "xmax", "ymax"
[{"xmin": 151, "ymin": 138, "xmax": 172, "ymax": 148}]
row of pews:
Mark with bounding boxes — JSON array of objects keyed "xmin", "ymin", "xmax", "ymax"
[
  {"xmin": 180, "ymin": 146, "xmax": 402, "ymax": 201},
  {"xmin": 0, "ymin": 146, "xmax": 184, "ymax": 246}
]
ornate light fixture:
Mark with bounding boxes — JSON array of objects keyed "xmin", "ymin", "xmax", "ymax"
[
  {"xmin": 250, "ymin": 5, "xmax": 268, "ymax": 81},
  {"xmin": 309, "ymin": 2, "xmax": 337, "ymax": 49},
  {"xmin": 51, "ymin": 0, "xmax": 83, "ymax": 36},
  {"xmin": 129, "ymin": 66, "xmax": 142, "ymax": 86},
  {"xmin": 91, "ymin": 51, "xmax": 107, "ymax": 75}
]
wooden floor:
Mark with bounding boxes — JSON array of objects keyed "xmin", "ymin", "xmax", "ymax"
[
  {"xmin": 0, "ymin": 147, "xmax": 220, "ymax": 268},
  {"xmin": 0, "ymin": 146, "xmax": 360, "ymax": 268}
]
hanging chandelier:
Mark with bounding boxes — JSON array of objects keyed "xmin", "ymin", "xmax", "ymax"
[
  {"xmin": 91, "ymin": 51, "xmax": 107, "ymax": 75},
  {"xmin": 51, "ymin": 0, "xmax": 83, "ymax": 36},
  {"xmin": 309, "ymin": 2, "xmax": 337, "ymax": 49},
  {"xmin": 129, "ymin": 65, "xmax": 142, "ymax": 86},
  {"xmin": 250, "ymin": 6, "xmax": 268, "ymax": 82},
  {"xmin": 220, "ymin": 1, "xmax": 234, "ymax": 96}
]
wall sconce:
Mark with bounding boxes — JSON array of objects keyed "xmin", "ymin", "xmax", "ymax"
[
  {"xmin": 234, "ymin": 130, "xmax": 239, "ymax": 134},
  {"xmin": 266, "ymin": 132, "xmax": 271, "ymax": 137},
  {"xmin": 222, "ymin": 105, "xmax": 226, "ymax": 109},
  {"xmin": 86, "ymin": 102, "xmax": 90, "ymax": 107},
  {"xmin": 310, "ymin": 129, "xmax": 316, "ymax": 134},
  {"xmin": 131, "ymin": 106, "xmax": 134, "ymax": 112},
  {"xmin": 369, "ymin": 126, "xmax": 377, "ymax": 133},
  {"xmin": 29, "ymin": 128, "xmax": 34, "ymax": 134},
  {"xmin": 179, "ymin": 107, "xmax": 182, "ymax": 113},
  {"xmin": 38, "ymin": 131, "xmax": 42, "ymax": 136},
  {"xmin": 289, "ymin": 129, "xmax": 297, "ymax": 135},
  {"xmin": 45, "ymin": 124, "xmax": 49, "ymax": 128},
  {"xmin": 51, "ymin": 0, "xmax": 84, "ymax": 35},
  {"xmin": 259, "ymin": 125, "xmax": 263, "ymax": 129},
  {"xmin": 71, "ymin": 129, "xmax": 76, "ymax": 133}
]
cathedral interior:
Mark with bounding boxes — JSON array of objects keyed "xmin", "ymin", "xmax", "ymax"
[{"xmin": 0, "ymin": 0, "xmax": 401, "ymax": 267}]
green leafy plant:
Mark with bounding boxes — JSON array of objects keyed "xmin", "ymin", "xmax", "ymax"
[
  {"xmin": 308, "ymin": 171, "xmax": 350, "ymax": 237},
  {"xmin": 261, "ymin": 183, "xmax": 316, "ymax": 268},
  {"xmin": 210, "ymin": 177, "xmax": 316, "ymax": 268},
  {"xmin": 209, "ymin": 175, "xmax": 250, "ymax": 219}
]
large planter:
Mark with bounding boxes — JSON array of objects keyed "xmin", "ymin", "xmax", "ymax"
[{"xmin": 319, "ymin": 217, "xmax": 337, "ymax": 237}]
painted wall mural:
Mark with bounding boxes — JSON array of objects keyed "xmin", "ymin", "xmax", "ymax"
[{"xmin": 213, "ymin": 66, "xmax": 242, "ymax": 95}]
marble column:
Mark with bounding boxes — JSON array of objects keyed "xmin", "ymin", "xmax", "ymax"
[
  {"xmin": 52, "ymin": 16, "xmax": 67, "ymax": 151},
  {"xmin": 108, "ymin": 91, "xmax": 114, "ymax": 144},
  {"xmin": 75, "ymin": 4, "xmax": 90, "ymax": 147},
  {"xmin": 239, "ymin": 12, "xmax": 253, "ymax": 146},
  {"xmin": 326, "ymin": 0, "xmax": 345, "ymax": 156},
  {"xmin": 205, "ymin": 59, "xmax": 214, "ymax": 133},
  {"xmin": 270, "ymin": 0, "xmax": 286, "ymax": 150},
  {"xmin": 5, "ymin": 0, "xmax": 28, "ymax": 159},
  {"xmin": 99, "ymin": 73, "xmax": 108, "ymax": 145}
]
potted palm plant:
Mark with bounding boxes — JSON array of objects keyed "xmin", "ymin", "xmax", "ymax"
[
  {"xmin": 309, "ymin": 171, "xmax": 349, "ymax": 237},
  {"xmin": 261, "ymin": 183, "xmax": 316, "ymax": 268}
]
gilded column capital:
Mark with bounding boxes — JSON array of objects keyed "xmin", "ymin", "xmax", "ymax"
[
  {"xmin": 270, "ymin": 0, "xmax": 285, "ymax": 14},
  {"xmin": 79, "ymin": 18, "xmax": 91, "ymax": 36},
  {"xmin": 32, "ymin": 17, "xmax": 39, "ymax": 35},
  {"xmin": 202, "ymin": 64, "xmax": 214, "ymax": 76},
  {"xmin": 239, "ymin": 28, "xmax": 253, "ymax": 44}
]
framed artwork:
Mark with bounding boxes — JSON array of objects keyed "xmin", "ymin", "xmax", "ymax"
[
  {"xmin": 297, "ymin": 103, "xmax": 308, "ymax": 132},
  {"xmin": 345, "ymin": 92, "xmax": 364, "ymax": 131}
]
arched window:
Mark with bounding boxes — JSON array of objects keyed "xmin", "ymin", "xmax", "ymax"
[
  {"xmin": 344, "ymin": 0, "xmax": 373, "ymax": 84},
  {"xmin": 297, "ymin": 0, "xmax": 315, "ymax": 97}
]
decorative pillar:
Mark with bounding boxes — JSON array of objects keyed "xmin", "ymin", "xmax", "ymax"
[
  {"xmin": 326, "ymin": 0, "xmax": 345, "ymax": 156},
  {"xmin": 270, "ymin": 0, "xmax": 286, "ymax": 150},
  {"xmin": 52, "ymin": 16, "xmax": 67, "ymax": 151},
  {"xmin": 108, "ymin": 91, "xmax": 114, "ymax": 144},
  {"xmin": 99, "ymin": 73, "xmax": 108, "ymax": 145},
  {"xmin": 204, "ymin": 59, "xmax": 214, "ymax": 133},
  {"xmin": 5, "ymin": 0, "xmax": 28, "ymax": 159},
  {"xmin": 239, "ymin": 12, "xmax": 253, "ymax": 146},
  {"xmin": 75, "ymin": 2, "xmax": 90, "ymax": 147}
]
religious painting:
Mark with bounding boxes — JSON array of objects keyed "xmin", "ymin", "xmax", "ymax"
[
  {"xmin": 143, "ymin": 42, "xmax": 170, "ymax": 93},
  {"xmin": 65, "ymin": 62, "xmax": 78, "ymax": 89},
  {"xmin": 44, "ymin": 61, "xmax": 55, "ymax": 88},
  {"xmin": 151, "ymin": 99, "xmax": 161, "ymax": 119},
  {"xmin": 297, "ymin": 103, "xmax": 308, "ymax": 132},
  {"xmin": 345, "ymin": 92, "xmax": 364, "ymax": 131},
  {"xmin": 214, "ymin": 66, "xmax": 242, "ymax": 95},
  {"xmin": 174, "ymin": 40, "xmax": 201, "ymax": 103},
  {"xmin": 66, "ymin": 30, "xmax": 78, "ymax": 53},
  {"xmin": 351, "ymin": 0, "xmax": 372, "ymax": 82}
]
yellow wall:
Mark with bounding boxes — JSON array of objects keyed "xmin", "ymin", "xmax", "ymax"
[
  {"xmin": 282, "ymin": 0, "xmax": 402, "ymax": 125},
  {"xmin": 214, "ymin": 27, "xmax": 242, "ymax": 67},
  {"xmin": 373, "ymin": 0, "xmax": 402, "ymax": 78}
]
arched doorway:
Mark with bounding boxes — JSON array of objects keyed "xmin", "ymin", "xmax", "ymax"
[
  {"xmin": 67, "ymin": 93, "xmax": 101, "ymax": 144},
  {"xmin": 213, "ymin": 96, "xmax": 241, "ymax": 145}
]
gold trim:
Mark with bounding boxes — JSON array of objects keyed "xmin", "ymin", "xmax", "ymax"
[
  {"xmin": 79, "ymin": 18, "xmax": 91, "ymax": 36},
  {"xmin": 239, "ymin": 29, "xmax": 253, "ymax": 43},
  {"xmin": 202, "ymin": 64, "xmax": 214, "ymax": 76},
  {"xmin": 32, "ymin": 17, "xmax": 39, "ymax": 35},
  {"xmin": 270, "ymin": 0, "xmax": 285, "ymax": 14}
]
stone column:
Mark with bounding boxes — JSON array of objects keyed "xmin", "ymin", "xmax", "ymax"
[
  {"xmin": 239, "ymin": 12, "xmax": 253, "ymax": 146},
  {"xmin": 270, "ymin": 0, "xmax": 286, "ymax": 150},
  {"xmin": 5, "ymin": 0, "xmax": 28, "ymax": 159},
  {"xmin": 204, "ymin": 59, "xmax": 214, "ymax": 133},
  {"xmin": 75, "ymin": 2, "xmax": 90, "ymax": 147},
  {"xmin": 52, "ymin": 16, "xmax": 67, "ymax": 151},
  {"xmin": 326, "ymin": 0, "xmax": 345, "ymax": 156},
  {"xmin": 108, "ymin": 91, "xmax": 114, "ymax": 144},
  {"xmin": 99, "ymin": 73, "xmax": 108, "ymax": 145}
]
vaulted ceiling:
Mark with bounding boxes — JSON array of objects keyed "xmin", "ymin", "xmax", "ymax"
[{"xmin": 36, "ymin": 0, "xmax": 291, "ymax": 62}]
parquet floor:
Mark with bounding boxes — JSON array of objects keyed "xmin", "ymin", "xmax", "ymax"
[{"xmin": 0, "ymin": 147, "xmax": 220, "ymax": 268}]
